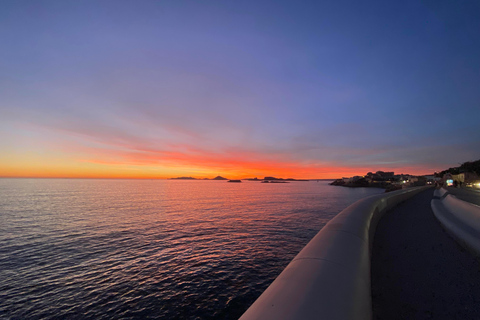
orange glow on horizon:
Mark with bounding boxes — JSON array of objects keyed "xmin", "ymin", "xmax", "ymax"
[
  {"xmin": 0, "ymin": 156, "xmax": 436, "ymax": 180},
  {"xmin": 0, "ymin": 135, "xmax": 438, "ymax": 180}
]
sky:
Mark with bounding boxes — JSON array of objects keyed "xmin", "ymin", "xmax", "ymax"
[{"xmin": 1, "ymin": 0, "xmax": 480, "ymax": 179}]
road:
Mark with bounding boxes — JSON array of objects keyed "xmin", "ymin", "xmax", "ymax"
[
  {"xmin": 446, "ymin": 187, "xmax": 480, "ymax": 206},
  {"xmin": 371, "ymin": 189, "xmax": 480, "ymax": 319}
]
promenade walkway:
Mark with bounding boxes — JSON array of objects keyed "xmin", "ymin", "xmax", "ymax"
[{"xmin": 371, "ymin": 189, "xmax": 480, "ymax": 319}]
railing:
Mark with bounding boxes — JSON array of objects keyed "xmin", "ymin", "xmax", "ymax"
[
  {"xmin": 240, "ymin": 186, "xmax": 430, "ymax": 320},
  {"xmin": 431, "ymin": 188, "xmax": 480, "ymax": 255}
]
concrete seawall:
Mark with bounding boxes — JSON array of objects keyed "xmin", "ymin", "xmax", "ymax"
[
  {"xmin": 240, "ymin": 186, "xmax": 430, "ymax": 320},
  {"xmin": 431, "ymin": 188, "xmax": 480, "ymax": 255}
]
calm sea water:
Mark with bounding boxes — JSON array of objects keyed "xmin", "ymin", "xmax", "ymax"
[{"xmin": 0, "ymin": 179, "xmax": 384, "ymax": 319}]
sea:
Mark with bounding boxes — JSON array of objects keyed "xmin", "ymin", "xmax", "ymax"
[{"xmin": 0, "ymin": 179, "xmax": 384, "ymax": 319}]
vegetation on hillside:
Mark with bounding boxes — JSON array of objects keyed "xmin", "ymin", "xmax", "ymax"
[{"xmin": 440, "ymin": 159, "xmax": 480, "ymax": 176}]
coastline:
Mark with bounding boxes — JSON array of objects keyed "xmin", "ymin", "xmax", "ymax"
[{"xmin": 330, "ymin": 179, "xmax": 402, "ymax": 192}]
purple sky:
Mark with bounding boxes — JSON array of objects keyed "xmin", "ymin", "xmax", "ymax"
[{"xmin": 1, "ymin": 0, "xmax": 480, "ymax": 178}]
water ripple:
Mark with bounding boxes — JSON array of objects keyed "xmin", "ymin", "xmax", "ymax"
[{"xmin": 0, "ymin": 179, "xmax": 384, "ymax": 319}]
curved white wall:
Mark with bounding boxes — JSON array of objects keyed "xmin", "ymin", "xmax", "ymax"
[
  {"xmin": 240, "ymin": 186, "xmax": 430, "ymax": 320},
  {"xmin": 433, "ymin": 187, "xmax": 448, "ymax": 199},
  {"xmin": 431, "ymin": 192, "xmax": 480, "ymax": 255}
]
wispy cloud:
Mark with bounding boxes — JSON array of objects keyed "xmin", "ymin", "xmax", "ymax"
[{"xmin": 2, "ymin": 0, "xmax": 480, "ymax": 178}]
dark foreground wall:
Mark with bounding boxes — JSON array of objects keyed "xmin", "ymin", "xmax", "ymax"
[{"xmin": 371, "ymin": 189, "xmax": 480, "ymax": 319}]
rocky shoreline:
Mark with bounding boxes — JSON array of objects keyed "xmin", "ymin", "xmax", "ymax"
[
  {"xmin": 330, "ymin": 178, "xmax": 403, "ymax": 192},
  {"xmin": 329, "ymin": 171, "xmax": 428, "ymax": 193}
]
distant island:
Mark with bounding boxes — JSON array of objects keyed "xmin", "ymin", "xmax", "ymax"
[
  {"xmin": 245, "ymin": 176, "xmax": 309, "ymax": 182},
  {"xmin": 170, "ymin": 175, "xmax": 309, "ymax": 182},
  {"xmin": 170, "ymin": 176, "xmax": 197, "ymax": 180},
  {"xmin": 170, "ymin": 175, "xmax": 227, "ymax": 180}
]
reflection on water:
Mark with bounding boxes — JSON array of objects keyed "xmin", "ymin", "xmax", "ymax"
[{"xmin": 0, "ymin": 179, "xmax": 384, "ymax": 319}]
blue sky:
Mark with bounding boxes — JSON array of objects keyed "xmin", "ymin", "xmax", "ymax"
[{"xmin": 1, "ymin": 0, "xmax": 479, "ymax": 178}]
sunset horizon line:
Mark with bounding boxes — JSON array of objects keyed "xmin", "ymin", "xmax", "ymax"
[{"xmin": 0, "ymin": 169, "xmax": 437, "ymax": 181}]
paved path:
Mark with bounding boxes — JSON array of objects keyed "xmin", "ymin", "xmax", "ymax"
[
  {"xmin": 371, "ymin": 189, "xmax": 480, "ymax": 319},
  {"xmin": 446, "ymin": 187, "xmax": 480, "ymax": 206}
]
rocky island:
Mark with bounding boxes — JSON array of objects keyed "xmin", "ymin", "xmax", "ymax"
[
  {"xmin": 169, "ymin": 175, "xmax": 314, "ymax": 182},
  {"xmin": 245, "ymin": 176, "xmax": 309, "ymax": 182},
  {"xmin": 170, "ymin": 175, "xmax": 228, "ymax": 180},
  {"xmin": 170, "ymin": 176, "xmax": 196, "ymax": 180}
]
